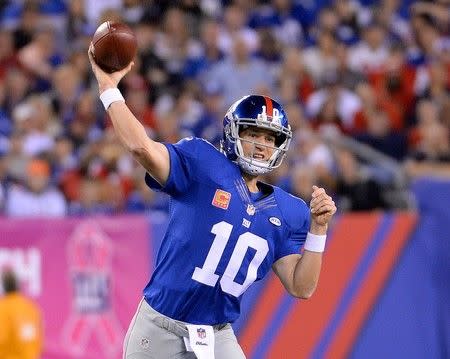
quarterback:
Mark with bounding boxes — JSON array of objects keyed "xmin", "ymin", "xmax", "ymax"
[{"xmin": 88, "ymin": 46, "xmax": 336, "ymax": 359}]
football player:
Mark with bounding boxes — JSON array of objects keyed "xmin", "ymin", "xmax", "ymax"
[{"xmin": 88, "ymin": 46, "xmax": 336, "ymax": 359}]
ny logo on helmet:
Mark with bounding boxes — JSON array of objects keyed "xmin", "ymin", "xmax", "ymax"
[{"xmin": 257, "ymin": 105, "xmax": 281, "ymax": 126}]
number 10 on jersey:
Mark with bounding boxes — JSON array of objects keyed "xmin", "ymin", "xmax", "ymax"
[{"xmin": 192, "ymin": 221, "xmax": 269, "ymax": 297}]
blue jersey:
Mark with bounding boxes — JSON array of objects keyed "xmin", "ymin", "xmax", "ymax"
[{"xmin": 143, "ymin": 137, "xmax": 310, "ymax": 325}]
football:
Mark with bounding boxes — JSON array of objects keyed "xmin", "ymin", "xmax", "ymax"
[{"xmin": 91, "ymin": 21, "xmax": 137, "ymax": 73}]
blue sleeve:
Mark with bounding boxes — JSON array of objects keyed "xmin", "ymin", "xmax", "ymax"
[
  {"xmin": 274, "ymin": 198, "xmax": 311, "ymax": 261},
  {"xmin": 144, "ymin": 137, "xmax": 200, "ymax": 196}
]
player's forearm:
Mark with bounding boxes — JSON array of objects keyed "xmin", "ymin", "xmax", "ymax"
[
  {"xmin": 292, "ymin": 251, "xmax": 322, "ymax": 299},
  {"xmin": 107, "ymin": 101, "xmax": 151, "ymax": 152},
  {"xmin": 292, "ymin": 222, "xmax": 327, "ymax": 298},
  {"xmin": 106, "ymin": 101, "xmax": 169, "ymax": 184}
]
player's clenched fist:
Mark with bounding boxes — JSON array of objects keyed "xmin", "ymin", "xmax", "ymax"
[{"xmin": 310, "ymin": 185, "xmax": 337, "ymax": 226}]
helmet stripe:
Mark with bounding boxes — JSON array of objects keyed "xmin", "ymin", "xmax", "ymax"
[{"xmin": 263, "ymin": 96, "xmax": 273, "ymax": 117}]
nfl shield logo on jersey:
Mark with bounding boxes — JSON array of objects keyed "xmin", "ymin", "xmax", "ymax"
[
  {"xmin": 246, "ymin": 204, "xmax": 256, "ymax": 216},
  {"xmin": 197, "ymin": 328, "xmax": 206, "ymax": 339},
  {"xmin": 212, "ymin": 189, "xmax": 231, "ymax": 210}
]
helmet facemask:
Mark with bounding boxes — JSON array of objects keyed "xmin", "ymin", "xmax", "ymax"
[{"xmin": 223, "ymin": 116, "xmax": 292, "ymax": 175}]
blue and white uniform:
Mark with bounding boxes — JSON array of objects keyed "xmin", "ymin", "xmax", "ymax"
[
  {"xmin": 144, "ymin": 137, "xmax": 310, "ymax": 325},
  {"xmin": 123, "ymin": 94, "xmax": 306, "ymax": 358}
]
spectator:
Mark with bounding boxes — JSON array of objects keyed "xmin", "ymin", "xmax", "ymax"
[
  {"xmin": 283, "ymin": 102, "xmax": 308, "ymax": 133},
  {"xmin": 0, "ymin": 78, "xmax": 12, "ymax": 137},
  {"xmin": 0, "ymin": 269, "xmax": 43, "ymax": 358},
  {"xmin": 354, "ymin": 108, "xmax": 408, "ymax": 161},
  {"xmin": 353, "ymin": 81, "xmax": 404, "ymax": 133},
  {"xmin": 292, "ymin": 127, "xmax": 335, "ymax": 189},
  {"xmin": 154, "ymin": 7, "xmax": 203, "ymax": 92},
  {"xmin": 371, "ymin": 0, "xmax": 411, "ymax": 43},
  {"xmin": 189, "ymin": 82, "xmax": 225, "ymax": 146},
  {"xmin": 126, "ymin": 173, "xmax": 169, "ymax": 213},
  {"xmin": 123, "ymin": 76, "xmax": 157, "ymax": 134},
  {"xmin": 333, "ymin": 0, "xmax": 366, "ymax": 45},
  {"xmin": 68, "ymin": 178, "xmax": 108, "ymax": 215},
  {"xmin": 3, "ymin": 67, "xmax": 31, "ymax": 114},
  {"xmin": 416, "ymin": 60, "xmax": 450, "ymax": 110},
  {"xmin": 5, "ymin": 157, "xmax": 67, "ymax": 216},
  {"xmin": 249, "ymin": 0, "xmax": 308, "ymax": 47},
  {"xmin": 334, "ymin": 148, "xmax": 388, "ymax": 211},
  {"xmin": 135, "ymin": 20, "xmax": 168, "ymax": 103},
  {"xmin": 306, "ymin": 71, "xmax": 362, "ymax": 131},
  {"xmin": 122, "ymin": 0, "xmax": 145, "ymax": 25},
  {"xmin": 15, "ymin": 95, "xmax": 59, "ymax": 157},
  {"xmin": 4, "ymin": 131, "xmax": 27, "ymax": 183},
  {"xmin": 406, "ymin": 100, "xmax": 450, "ymax": 165},
  {"xmin": 307, "ymin": 7, "xmax": 339, "ymax": 45},
  {"xmin": 51, "ymin": 64, "xmax": 84, "ymax": 125},
  {"xmin": 67, "ymin": 47, "xmax": 92, "ymax": 88},
  {"xmin": 218, "ymin": 4, "xmax": 259, "ymax": 55},
  {"xmin": 290, "ymin": 164, "xmax": 317, "ymax": 202},
  {"xmin": 0, "ymin": 151, "xmax": 8, "ymax": 210},
  {"xmin": 83, "ymin": 0, "xmax": 122, "ymax": 27},
  {"xmin": 368, "ymin": 44, "xmax": 416, "ymax": 128},
  {"xmin": 7, "ymin": 1, "xmax": 43, "ymax": 50},
  {"xmin": 254, "ymin": 28, "xmax": 282, "ymax": 79},
  {"xmin": 302, "ymin": 30, "xmax": 339, "ymax": 84},
  {"xmin": 410, "ymin": 1, "xmax": 449, "ymax": 38},
  {"xmin": 207, "ymin": 34, "xmax": 274, "ymax": 105},
  {"xmin": 347, "ymin": 22, "xmax": 390, "ymax": 75},
  {"xmin": 335, "ymin": 41, "xmax": 367, "ymax": 90},
  {"xmin": 278, "ymin": 47, "xmax": 315, "ymax": 104},
  {"xmin": 0, "ymin": 29, "xmax": 17, "ymax": 81},
  {"xmin": 409, "ymin": 99, "xmax": 441, "ymax": 149},
  {"xmin": 66, "ymin": 0, "xmax": 90, "ymax": 42},
  {"xmin": 0, "ymin": 0, "xmax": 447, "ymax": 215},
  {"xmin": 409, "ymin": 9, "xmax": 444, "ymax": 64},
  {"xmin": 184, "ymin": 18, "xmax": 225, "ymax": 79},
  {"xmin": 17, "ymin": 27, "xmax": 63, "ymax": 91},
  {"xmin": 404, "ymin": 114, "xmax": 450, "ymax": 178}
]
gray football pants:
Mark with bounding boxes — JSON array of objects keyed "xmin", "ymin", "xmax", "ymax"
[{"xmin": 123, "ymin": 299, "xmax": 246, "ymax": 358}]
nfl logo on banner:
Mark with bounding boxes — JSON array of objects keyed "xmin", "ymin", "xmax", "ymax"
[
  {"xmin": 62, "ymin": 221, "xmax": 123, "ymax": 357},
  {"xmin": 197, "ymin": 328, "xmax": 206, "ymax": 339},
  {"xmin": 212, "ymin": 189, "xmax": 231, "ymax": 210}
]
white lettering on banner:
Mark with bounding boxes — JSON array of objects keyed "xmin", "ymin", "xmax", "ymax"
[{"xmin": 0, "ymin": 248, "xmax": 41, "ymax": 297}]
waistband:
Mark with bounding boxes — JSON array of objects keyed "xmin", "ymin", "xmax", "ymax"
[{"xmin": 142, "ymin": 299, "xmax": 229, "ymax": 338}]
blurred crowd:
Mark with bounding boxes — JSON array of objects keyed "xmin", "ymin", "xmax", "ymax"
[{"xmin": 0, "ymin": 0, "xmax": 448, "ymax": 216}]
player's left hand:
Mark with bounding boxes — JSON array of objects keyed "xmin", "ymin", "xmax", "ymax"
[{"xmin": 310, "ymin": 185, "xmax": 336, "ymax": 228}]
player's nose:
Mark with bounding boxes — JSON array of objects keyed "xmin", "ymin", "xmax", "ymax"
[{"xmin": 254, "ymin": 141, "xmax": 265, "ymax": 151}]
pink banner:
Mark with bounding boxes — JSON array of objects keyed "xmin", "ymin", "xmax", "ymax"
[{"xmin": 0, "ymin": 215, "xmax": 152, "ymax": 358}]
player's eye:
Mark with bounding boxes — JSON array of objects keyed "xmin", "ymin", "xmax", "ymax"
[{"xmin": 266, "ymin": 136, "xmax": 275, "ymax": 144}]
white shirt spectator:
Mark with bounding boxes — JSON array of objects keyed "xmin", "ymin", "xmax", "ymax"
[
  {"xmin": 207, "ymin": 58, "xmax": 274, "ymax": 107},
  {"xmin": 347, "ymin": 43, "xmax": 389, "ymax": 74},
  {"xmin": 306, "ymin": 89, "xmax": 362, "ymax": 128},
  {"xmin": 302, "ymin": 47, "xmax": 338, "ymax": 84},
  {"xmin": 306, "ymin": 142, "xmax": 335, "ymax": 172},
  {"xmin": 83, "ymin": 0, "xmax": 122, "ymax": 27},
  {"xmin": 218, "ymin": 27, "xmax": 259, "ymax": 55},
  {"xmin": 6, "ymin": 185, "xmax": 67, "ymax": 217},
  {"xmin": 22, "ymin": 132, "xmax": 55, "ymax": 156},
  {"xmin": 293, "ymin": 129, "xmax": 335, "ymax": 173}
]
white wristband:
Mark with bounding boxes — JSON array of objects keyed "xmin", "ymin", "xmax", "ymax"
[
  {"xmin": 304, "ymin": 232, "xmax": 327, "ymax": 253},
  {"xmin": 99, "ymin": 88, "xmax": 124, "ymax": 110}
]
